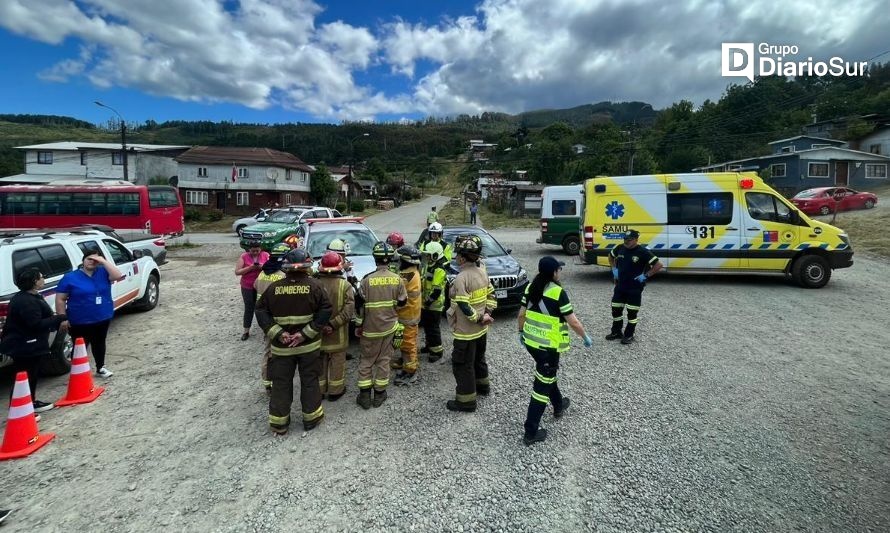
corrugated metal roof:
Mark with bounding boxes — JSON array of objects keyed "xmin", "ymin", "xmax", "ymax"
[
  {"xmin": 175, "ymin": 146, "xmax": 313, "ymax": 172},
  {"xmin": 15, "ymin": 142, "xmax": 190, "ymax": 151}
]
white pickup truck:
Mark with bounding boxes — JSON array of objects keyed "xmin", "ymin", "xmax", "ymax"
[{"xmin": 0, "ymin": 228, "xmax": 161, "ymax": 375}]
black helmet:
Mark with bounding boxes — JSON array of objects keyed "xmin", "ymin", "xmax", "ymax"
[
  {"xmin": 397, "ymin": 244, "xmax": 421, "ymax": 265},
  {"xmin": 372, "ymin": 241, "xmax": 393, "ymax": 262},
  {"xmin": 624, "ymin": 229, "xmax": 640, "ymax": 241},
  {"xmin": 281, "ymin": 248, "xmax": 313, "ymax": 272}
]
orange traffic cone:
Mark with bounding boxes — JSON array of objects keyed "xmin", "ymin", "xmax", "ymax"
[
  {"xmin": 0, "ymin": 372, "xmax": 55, "ymax": 460},
  {"xmin": 56, "ymin": 337, "xmax": 104, "ymax": 407}
]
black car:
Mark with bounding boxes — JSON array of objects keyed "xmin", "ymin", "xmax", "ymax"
[{"xmin": 416, "ymin": 225, "xmax": 529, "ymax": 312}]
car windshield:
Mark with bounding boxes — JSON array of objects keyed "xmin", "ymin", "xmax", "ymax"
[
  {"xmin": 307, "ymin": 228, "xmax": 377, "ymax": 257},
  {"xmin": 441, "ymin": 230, "xmax": 507, "ymax": 257},
  {"xmin": 793, "ymin": 190, "xmax": 823, "ymax": 199},
  {"xmin": 267, "ymin": 210, "xmax": 303, "ymax": 224}
]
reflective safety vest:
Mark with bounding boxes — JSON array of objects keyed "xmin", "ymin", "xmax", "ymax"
[
  {"xmin": 522, "ymin": 283, "xmax": 570, "ymax": 353},
  {"xmin": 422, "ymin": 260, "xmax": 447, "ymax": 312}
]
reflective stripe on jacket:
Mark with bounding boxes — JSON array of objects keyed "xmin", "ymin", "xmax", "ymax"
[{"xmin": 522, "ymin": 283, "xmax": 570, "ymax": 353}]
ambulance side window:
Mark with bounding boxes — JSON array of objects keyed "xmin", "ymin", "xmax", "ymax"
[
  {"xmin": 667, "ymin": 192, "xmax": 733, "ymax": 225},
  {"xmin": 552, "ymin": 200, "xmax": 576, "ymax": 216},
  {"xmin": 746, "ymin": 192, "xmax": 791, "ymax": 222}
]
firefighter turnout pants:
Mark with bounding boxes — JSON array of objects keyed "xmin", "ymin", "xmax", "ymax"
[
  {"xmin": 420, "ymin": 309, "xmax": 444, "ymax": 361},
  {"xmin": 268, "ymin": 350, "xmax": 324, "ymax": 431},
  {"xmin": 451, "ymin": 334, "xmax": 490, "ymax": 406},
  {"xmin": 400, "ymin": 324, "xmax": 419, "ymax": 374},
  {"xmin": 320, "ymin": 351, "xmax": 346, "ymax": 397},
  {"xmin": 359, "ymin": 334, "xmax": 395, "ymax": 392},
  {"xmin": 611, "ymin": 287, "xmax": 643, "ymax": 338},
  {"xmin": 523, "ymin": 346, "xmax": 564, "ymax": 437},
  {"xmin": 262, "ymin": 337, "xmax": 273, "ymax": 388}
]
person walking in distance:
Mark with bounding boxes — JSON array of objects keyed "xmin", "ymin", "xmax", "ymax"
[
  {"xmin": 55, "ymin": 248, "xmax": 124, "ymax": 378},
  {"xmin": 254, "ymin": 242, "xmax": 290, "ymax": 391},
  {"xmin": 235, "ymin": 240, "xmax": 269, "ymax": 340},
  {"xmin": 393, "ymin": 245, "xmax": 423, "ymax": 386},
  {"xmin": 354, "ymin": 242, "xmax": 407, "ymax": 409},
  {"xmin": 255, "ymin": 248, "xmax": 332, "ymax": 435},
  {"xmin": 314, "ymin": 252, "xmax": 355, "ymax": 401},
  {"xmin": 1, "ymin": 268, "xmax": 68, "ymax": 413},
  {"xmin": 446, "ymin": 235, "xmax": 496, "ymax": 412},
  {"xmin": 607, "ymin": 229, "xmax": 662, "ymax": 344},
  {"xmin": 518, "ymin": 256, "xmax": 593, "ymax": 445},
  {"xmin": 426, "ymin": 205, "xmax": 439, "ymax": 229},
  {"xmin": 469, "ymin": 202, "xmax": 478, "ymax": 225},
  {"xmin": 419, "ymin": 241, "xmax": 447, "ymax": 362}
]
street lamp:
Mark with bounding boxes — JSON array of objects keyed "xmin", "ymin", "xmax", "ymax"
[
  {"xmin": 95, "ymin": 101, "xmax": 128, "ymax": 181},
  {"xmin": 347, "ymin": 133, "xmax": 369, "ymax": 213},
  {"xmin": 628, "ymin": 103, "xmax": 653, "ymax": 175}
]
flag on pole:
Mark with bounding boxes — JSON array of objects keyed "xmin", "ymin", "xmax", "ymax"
[{"xmin": 232, "ymin": 162, "xmax": 237, "ymax": 183}]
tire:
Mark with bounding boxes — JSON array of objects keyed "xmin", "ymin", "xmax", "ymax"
[
  {"xmin": 865, "ymin": 199, "xmax": 875, "ymax": 209},
  {"xmin": 819, "ymin": 205, "xmax": 831, "ymax": 215},
  {"xmin": 791, "ymin": 255, "xmax": 831, "ymax": 289},
  {"xmin": 235, "ymin": 224, "xmax": 247, "ymax": 235},
  {"xmin": 562, "ymin": 235, "xmax": 581, "ymax": 255},
  {"xmin": 134, "ymin": 274, "xmax": 160, "ymax": 311},
  {"xmin": 39, "ymin": 330, "xmax": 73, "ymax": 377}
]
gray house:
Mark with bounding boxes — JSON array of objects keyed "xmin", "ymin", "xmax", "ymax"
[{"xmin": 694, "ymin": 135, "xmax": 890, "ymax": 196}]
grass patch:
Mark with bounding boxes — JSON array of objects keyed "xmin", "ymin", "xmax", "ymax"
[
  {"xmin": 168, "ymin": 241, "xmax": 202, "ymax": 250},
  {"xmin": 825, "ymin": 208, "xmax": 889, "ymax": 258},
  {"xmin": 187, "ymin": 216, "xmax": 239, "ymax": 233},
  {"xmin": 478, "ymin": 205, "xmax": 540, "ymax": 229}
]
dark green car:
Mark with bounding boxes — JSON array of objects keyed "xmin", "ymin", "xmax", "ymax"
[{"xmin": 238, "ymin": 207, "xmax": 340, "ymax": 249}]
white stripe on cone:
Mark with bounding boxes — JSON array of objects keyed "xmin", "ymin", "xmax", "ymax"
[
  {"xmin": 11, "ymin": 377, "xmax": 30, "ymax": 399},
  {"xmin": 70, "ymin": 362, "xmax": 91, "ymax": 374},
  {"xmin": 8, "ymin": 403, "xmax": 35, "ymax": 419}
]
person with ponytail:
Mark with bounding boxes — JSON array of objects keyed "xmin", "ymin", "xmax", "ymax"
[{"xmin": 517, "ymin": 256, "xmax": 592, "ymax": 445}]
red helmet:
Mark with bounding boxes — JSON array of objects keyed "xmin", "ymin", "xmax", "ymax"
[
  {"xmin": 386, "ymin": 231, "xmax": 405, "ymax": 247},
  {"xmin": 320, "ymin": 251, "xmax": 344, "ymax": 273}
]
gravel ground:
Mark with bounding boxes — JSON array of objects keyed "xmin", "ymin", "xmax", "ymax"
[{"xmin": 2, "ymin": 232, "xmax": 889, "ymax": 532}]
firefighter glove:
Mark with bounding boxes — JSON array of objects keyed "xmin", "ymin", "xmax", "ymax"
[
  {"xmin": 392, "ymin": 323, "xmax": 405, "ymax": 349},
  {"xmin": 583, "ymin": 334, "xmax": 593, "ymax": 347}
]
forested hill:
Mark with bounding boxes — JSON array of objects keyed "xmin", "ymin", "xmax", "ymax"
[{"xmin": 2, "ymin": 63, "xmax": 889, "ymax": 184}]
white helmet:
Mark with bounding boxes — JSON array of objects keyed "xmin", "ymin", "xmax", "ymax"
[{"xmin": 428, "ymin": 222, "xmax": 443, "ymax": 233}]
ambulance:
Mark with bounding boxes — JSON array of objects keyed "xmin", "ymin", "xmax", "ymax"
[
  {"xmin": 579, "ymin": 172, "xmax": 853, "ymax": 288},
  {"xmin": 536, "ymin": 184, "xmax": 583, "ymax": 254}
]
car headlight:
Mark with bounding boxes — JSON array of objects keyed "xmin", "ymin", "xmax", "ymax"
[{"xmin": 516, "ymin": 268, "xmax": 528, "ymax": 285}]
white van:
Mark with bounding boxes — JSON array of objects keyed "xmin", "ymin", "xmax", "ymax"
[{"xmin": 536, "ymin": 184, "xmax": 583, "ymax": 254}]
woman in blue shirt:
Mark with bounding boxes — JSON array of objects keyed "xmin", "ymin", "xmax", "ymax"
[{"xmin": 55, "ymin": 248, "xmax": 124, "ymax": 378}]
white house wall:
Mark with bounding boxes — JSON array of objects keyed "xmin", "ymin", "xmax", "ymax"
[
  {"xmin": 134, "ymin": 154, "xmax": 180, "ymax": 185},
  {"xmin": 177, "ymin": 163, "xmax": 310, "ymax": 192},
  {"xmin": 25, "ymin": 148, "xmax": 126, "ymax": 178},
  {"xmin": 859, "ymin": 130, "xmax": 890, "ymax": 156}
]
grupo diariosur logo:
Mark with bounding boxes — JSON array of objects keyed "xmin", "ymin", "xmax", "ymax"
[{"xmin": 721, "ymin": 43, "xmax": 868, "ymax": 82}]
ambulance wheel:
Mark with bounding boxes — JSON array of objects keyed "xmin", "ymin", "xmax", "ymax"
[
  {"xmin": 792, "ymin": 255, "xmax": 830, "ymax": 288},
  {"xmin": 562, "ymin": 235, "xmax": 580, "ymax": 255},
  {"xmin": 819, "ymin": 206, "xmax": 831, "ymax": 215}
]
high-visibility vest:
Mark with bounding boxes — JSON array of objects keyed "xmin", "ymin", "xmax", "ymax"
[{"xmin": 522, "ymin": 283, "xmax": 570, "ymax": 353}]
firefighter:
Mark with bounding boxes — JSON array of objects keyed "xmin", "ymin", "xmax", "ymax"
[
  {"xmin": 445, "ymin": 235, "xmax": 495, "ymax": 412},
  {"xmin": 327, "ymin": 238, "xmax": 358, "ymax": 287},
  {"xmin": 254, "ymin": 242, "xmax": 290, "ymax": 391},
  {"xmin": 255, "ymin": 248, "xmax": 333, "ymax": 435},
  {"xmin": 518, "ymin": 256, "xmax": 593, "ymax": 445},
  {"xmin": 386, "ymin": 232, "xmax": 405, "ymax": 274},
  {"xmin": 355, "ymin": 242, "xmax": 407, "ymax": 409},
  {"xmin": 607, "ymin": 229, "xmax": 663, "ymax": 345},
  {"xmin": 315, "ymin": 251, "xmax": 355, "ymax": 401},
  {"xmin": 419, "ymin": 222, "xmax": 452, "ymax": 262},
  {"xmin": 393, "ymin": 245, "xmax": 422, "ymax": 386},
  {"xmin": 419, "ymin": 241, "xmax": 447, "ymax": 362},
  {"xmin": 283, "ymin": 234, "xmax": 303, "ymax": 249}
]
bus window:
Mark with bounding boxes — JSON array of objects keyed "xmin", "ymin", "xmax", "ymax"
[
  {"xmin": 107, "ymin": 193, "xmax": 141, "ymax": 215},
  {"xmin": 149, "ymin": 187, "xmax": 180, "ymax": 208}
]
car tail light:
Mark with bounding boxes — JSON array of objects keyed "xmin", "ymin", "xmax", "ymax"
[
  {"xmin": 583, "ymin": 226, "xmax": 594, "ymax": 248},
  {"xmin": 540, "ymin": 220, "xmax": 548, "ymax": 232},
  {"xmin": 153, "ymin": 239, "xmax": 166, "ymax": 247},
  {"xmin": 0, "ymin": 301, "xmax": 8, "ymax": 329}
]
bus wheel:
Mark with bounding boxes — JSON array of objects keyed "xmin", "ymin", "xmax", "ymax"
[
  {"xmin": 562, "ymin": 235, "xmax": 580, "ymax": 255},
  {"xmin": 40, "ymin": 330, "xmax": 73, "ymax": 377},
  {"xmin": 792, "ymin": 255, "xmax": 831, "ymax": 288}
]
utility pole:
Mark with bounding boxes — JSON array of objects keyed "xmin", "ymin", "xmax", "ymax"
[
  {"xmin": 628, "ymin": 103, "xmax": 653, "ymax": 175},
  {"xmin": 94, "ymin": 101, "xmax": 128, "ymax": 181},
  {"xmin": 347, "ymin": 133, "xmax": 370, "ymax": 214}
]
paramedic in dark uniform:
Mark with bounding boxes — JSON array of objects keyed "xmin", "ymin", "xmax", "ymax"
[{"xmin": 606, "ymin": 229, "xmax": 662, "ymax": 344}]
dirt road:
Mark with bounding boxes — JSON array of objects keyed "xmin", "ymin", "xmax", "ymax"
[{"xmin": 2, "ymin": 219, "xmax": 889, "ymax": 531}]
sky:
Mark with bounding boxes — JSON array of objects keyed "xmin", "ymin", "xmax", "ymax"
[{"xmin": 0, "ymin": 0, "xmax": 887, "ymax": 126}]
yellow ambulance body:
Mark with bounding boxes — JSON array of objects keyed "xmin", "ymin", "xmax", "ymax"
[{"xmin": 580, "ymin": 172, "xmax": 853, "ymax": 288}]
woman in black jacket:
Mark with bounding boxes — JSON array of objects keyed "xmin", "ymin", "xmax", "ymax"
[{"xmin": 0, "ymin": 268, "xmax": 68, "ymax": 412}]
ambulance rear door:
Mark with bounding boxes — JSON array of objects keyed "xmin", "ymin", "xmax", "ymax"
[
  {"xmin": 591, "ymin": 176, "xmax": 667, "ymax": 266},
  {"xmin": 665, "ymin": 176, "xmax": 742, "ymax": 269}
]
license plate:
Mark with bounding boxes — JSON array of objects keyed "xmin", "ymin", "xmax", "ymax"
[{"xmin": 495, "ymin": 289, "xmax": 508, "ymax": 299}]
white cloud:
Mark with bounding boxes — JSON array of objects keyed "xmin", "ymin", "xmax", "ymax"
[{"xmin": 0, "ymin": 0, "xmax": 886, "ymax": 120}]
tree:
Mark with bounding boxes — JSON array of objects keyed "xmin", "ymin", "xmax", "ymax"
[{"xmin": 310, "ymin": 164, "xmax": 337, "ymax": 207}]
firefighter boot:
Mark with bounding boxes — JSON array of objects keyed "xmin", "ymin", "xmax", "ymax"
[
  {"xmin": 554, "ymin": 397, "xmax": 571, "ymax": 418},
  {"xmin": 446, "ymin": 400, "xmax": 477, "ymax": 412},
  {"xmin": 303, "ymin": 413, "xmax": 325, "ymax": 431},
  {"xmin": 523, "ymin": 428, "xmax": 548, "ymax": 446},
  {"xmin": 356, "ymin": 388, "xmax": 372, "ymax": 410},
  {"xmin": 372, "ymin": 389, "xmax": 387, "ymax": 408}
]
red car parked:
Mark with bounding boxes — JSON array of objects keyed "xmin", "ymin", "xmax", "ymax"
[{"xmin": 790, "ymin": 187, "xmax": 878, "ymax": 216}]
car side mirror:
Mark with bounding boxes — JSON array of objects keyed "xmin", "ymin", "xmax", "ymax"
[
  {"xmin": 132, "ymin": 249, "xmax": 144, "ymax": 259},
  {"xmin": 789, "ymin": 210, "xmax": 800, "ymax": 224},
  {"xmin": 506, "ymin": 248, "xmax": 512, "ymax": 254}
]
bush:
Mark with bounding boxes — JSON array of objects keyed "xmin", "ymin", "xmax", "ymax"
[
  {"xmin": 335, "ymin": 202, "xmax": 347, "ymax": 212},
  {"xmin": 206, "ymin": 209, "xmax": 224, "ymax": 221},
  {"xmin": 350, "ymin": 200, "xmax": 365, "ymax": 212},
  {"xmin": 184, "ymin": 207, "xmax": 203, "ymax": 221}
]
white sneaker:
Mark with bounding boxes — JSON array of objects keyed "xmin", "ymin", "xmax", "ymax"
[
  {"xmin": 97, "ymin": 367, "xmax": 114, "ymax": 378},
  {"xmin": 35, "ymin": 413, "xmax": 41, "ymax": 423}
]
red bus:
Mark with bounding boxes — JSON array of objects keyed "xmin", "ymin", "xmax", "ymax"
[{"xmin": 0, "ymin": 181, "xmax": 184, "ymax": 236}]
